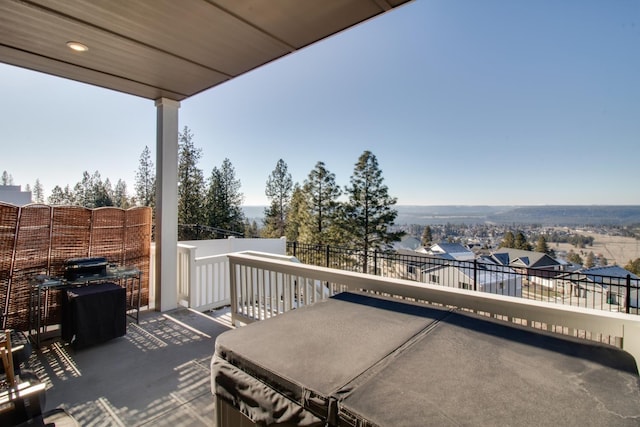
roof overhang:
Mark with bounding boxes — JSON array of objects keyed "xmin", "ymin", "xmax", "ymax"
[{"xmin": 0, "ymin": 0, "xmax": 412, "ymax": 101}]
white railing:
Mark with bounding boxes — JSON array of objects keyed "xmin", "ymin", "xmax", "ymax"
[
  {"xmin": 177, "ymin": 244, "xmax": 196, "ymax": 307},
  {"xmin": 179, "ymin": 237, "xmax": 287, "ymax": 257},
  {"xmin": 173, "ymin": 238, "xmax": 286, "ymax": 311},
  {"xmin": 228, "ymin": 251, "xmax": 640, "ymax": 366},
  {"xmin": 190, "ymin": 253, "xmax": 231, "ymax": 311}
]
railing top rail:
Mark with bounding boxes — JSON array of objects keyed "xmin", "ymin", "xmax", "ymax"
[
  {"xmin": 194, "ymin": 253, "xmax": 230, "ymax": 264},
  {"xmin": 237, "ymin": 251, "xmax": 300, "ymax": 263},
  {"xmin": 177, "ymin": 243, "xmax": 198, "ymax": 250},
  {"xmin": 228, "ymin": 252, "xmax": 637, "ymax": 321}
]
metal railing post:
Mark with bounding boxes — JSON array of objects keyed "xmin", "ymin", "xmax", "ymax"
[
  {"xmin": 626, "ymin": 274, "xmax": 631, "ymax": 314},
  {"xmin": 473, "ymin": 259, "xmax": 478, "ymax": 291},
  {"xmin": 326, "ymin": 245, "xmax": 330, "ymax": 268},
  {"xmin": 374, "ymin": 250, "xmax": 378, "ymax": 276},
  {"xmin": 362, "ymin": 250, "xmax": 367, "ymax": 275}
]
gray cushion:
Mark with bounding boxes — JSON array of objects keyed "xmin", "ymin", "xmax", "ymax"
[{"xmin": 212, "ymin": 292, "xmax": 640, "ymax": 426}]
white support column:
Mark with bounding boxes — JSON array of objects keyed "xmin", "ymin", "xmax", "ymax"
[{"xmin": 155, "ymin": 97, "xmax": 180, "ymax": 311}]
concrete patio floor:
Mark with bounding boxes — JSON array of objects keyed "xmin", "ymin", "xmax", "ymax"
[{"xmin": 25, "ymin": 306, "xmax": 233, "ymax": 426}]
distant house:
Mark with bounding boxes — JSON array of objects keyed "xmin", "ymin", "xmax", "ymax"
[
  {"xmin": 562, "ymin": 265, "xmax": 639, "ymax": 309},
  {"xmin": 391, "ymin": 243, "xmax": 522, "ymax": 296},
  {"xmin": 555, "ymin": 257, "xmax": 582, "ymax": 273},
  {"xmin": 418, "ymin": 242, "xmax": 476, "ymax": 261},
  {"xmin": 392, "ymin": 235, "xmax": 422, "ymax": 251},
  {"xmin": 388, "ymin": 249, "xmax": 446, "ymax": 281},
  {"xmin": 0, "ymin": 185, "xmax": 32, "ymax": 206},
  {"xmin": 489, "ymin": 248, "xmax": 563, "ymax": 288},
  {"xmin": 421, "ymin": 257, "xmax": 522, "ymax": 297},
  {"xmin": 489, "ymin": 248, "xmax": 561, "ymax": 271}
]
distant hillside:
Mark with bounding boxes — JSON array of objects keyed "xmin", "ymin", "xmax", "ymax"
[
  {"xmin": 394, "ymin": 206, "xmax": 510, "ymax": 225},
  {"xmin": 244, "ymin": 205, "xmax": 640, "ymax": 226},
  {"xmin": 490, "ymin": 206, "xmax": 640, "ymax": 226},
  {"xmin": 243, "ymin": 205, "xmax": 266, "ymax": 222},
  {"xmin": 395, "ymin": 205, "xmax": 640, "ymax": 226}
]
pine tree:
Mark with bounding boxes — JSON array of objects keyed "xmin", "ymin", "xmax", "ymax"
[
  {"xmin": 33, "ymin": 179, "xmax": 44, "ymax": 203},
  {"xmin": 284, "ymin": 184, "xmax": 306, "ymax": 242},
  {"xmin": 25, "ymin": 183, "xmax": 33, "ymax": 203},
  {"xmin": 342, "ymin": 151, "xmax": 403, "ymax": 273},
  {"xmin": 299, "ymin": 161, "xmax": 342, "ymax": 245},
  {"xmin": 262, "ymin": 159, "xmax": 293, "ymax": 238},
  {"xmin": 113, "ymin": 179, "xmax": 130, "ymax": 208},
  {"xmin": 205, "ymin": 158, "xmax": 245, "ymax": 235},
  {"xmin": 1, "ymin": 171, "xmax": 13, "ymax": 185},
  {"xmin": 514, "ymin": 232, "xmax": 532, "ymax": 251},
  {"xmin": 244, "ymin": 219, "xmax": 259, "ymax": 238},
  {"xmin": 73, "ymin": 171, "xmax": 94, "ymax": 207},
  {"xmin": 48, "ymin": 185, "xmax": 65, "ymax": 205},
  {"xmin": 500, "ymin": 231, "xmax": 515, "ymax": 248},
  {"xmin": 72, "ymin": 171, "xmax": 113, "ymax": 208},
  {"xmin": 534, "ymin": 235, "xmax": 550, "ymax": 254},
  {"xmin": 567, "ymin": 250, "xmax": 583, "ymax": 266},
  {"xmin": 178, "ymin": 126, "xmax": 206, "ymax": 239},
  {"xmin": 421, "ymin": 225, "xmax": 433, "ymax": 247},
  {"xmin": 585, "ymin": 251, "xmax": 595, "ymax": 268},
  {"xmin": 135, "ymin": 145, "xmax": 156, "ymax": 207},
  {"xmin": 63, "ymin": 185, "xmax": 74, "ymax": 205},
  {"xmin": 625, "ymin": 258, "xmax": 640, "ymax": 275},
  {"xmin": 48, "ymin": 185, "xmax": 74, "ymax": 205},
  {"xmin": 94, "ymin": 176, "xmax": 114, "ymax": 207}
]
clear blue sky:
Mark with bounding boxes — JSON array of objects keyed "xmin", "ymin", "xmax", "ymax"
[{"xmin": 1, "ymin": 0, "xmax": 639, "ymax": 206}]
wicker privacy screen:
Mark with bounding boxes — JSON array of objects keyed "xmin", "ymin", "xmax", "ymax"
[
  {"xmin": 0, "ymin": 203, "xmax": 152, "ymax": 330},
  {"xmin": 0, "ymin": 203, "xmax": 19, "ymax": 330}
]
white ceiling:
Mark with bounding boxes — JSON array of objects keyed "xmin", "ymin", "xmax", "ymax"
[{"xmin": 0, "ymin": 0, "xmax": 412, "ymax": 101}]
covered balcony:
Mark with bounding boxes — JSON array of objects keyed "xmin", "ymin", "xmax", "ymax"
[{"xmin": 1, "ymin": 1, "xmax": 639, "ymax": 425}]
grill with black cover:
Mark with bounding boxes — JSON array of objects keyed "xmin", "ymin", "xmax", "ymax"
[{"xmin": 64, "ymin": 257, "xmax": 108, "ymax": 281}]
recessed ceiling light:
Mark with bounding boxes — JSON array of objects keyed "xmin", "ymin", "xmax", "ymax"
[{"xmin": 66, "ymin": 41, "xmax": 88, "ymax": 52}]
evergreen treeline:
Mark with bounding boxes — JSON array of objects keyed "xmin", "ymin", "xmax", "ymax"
[
  {"xmin": 545, "ymin": 232, "xmax": 595, "ymax": 248},
  {"xmin": 177, "ymin": 128, "xmax": 403, "ymax": 247},
  {"xmin": 261, "ymin": 150, "xmax": 403, "ymax": 255},
  {"xmin": 12, "ymin": 126, "xmax": 403, "ymax": 247},
  {"xmin": 48, "ymin": 171, "xmax": 132, "ymax": 208},
  {"xmin": 40, "ymin": 144, "xmax": 156, "ymax": 209},
  {"xmin": 1, "ymin": 145, "xmax": 156, "ymax": 209},
  {"xmin": 177, "ymin": 127, "xmax": 247, "ymax": 240}
]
